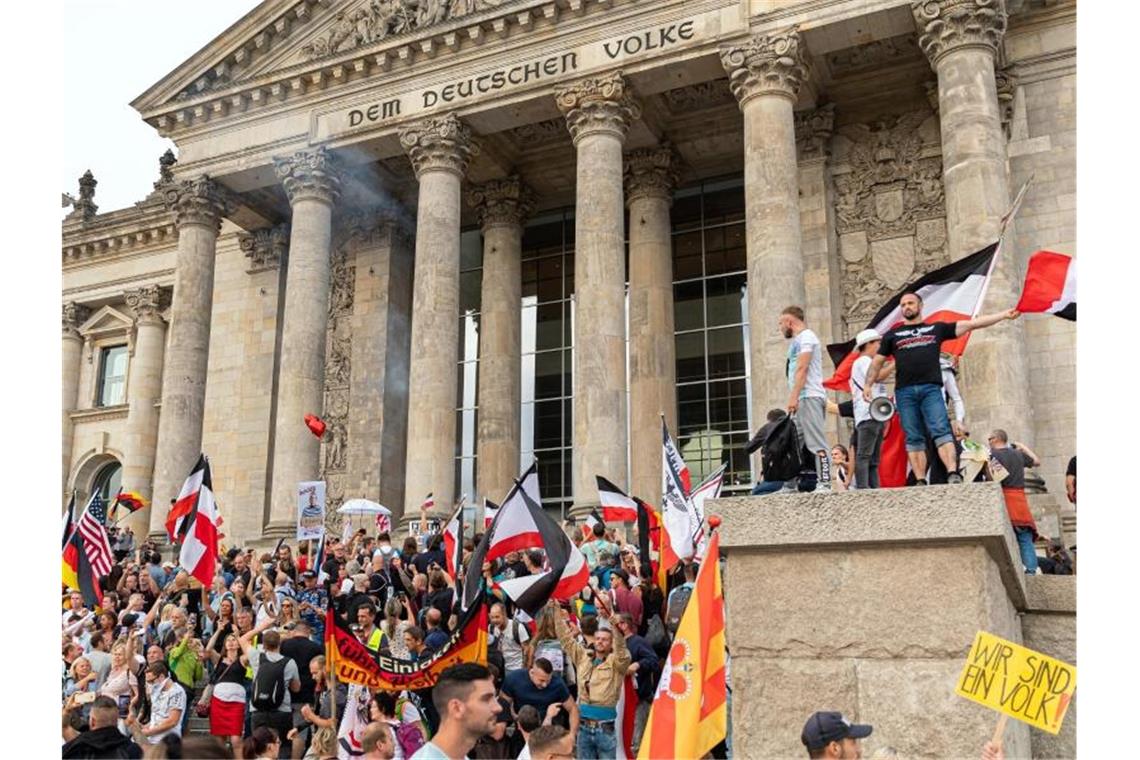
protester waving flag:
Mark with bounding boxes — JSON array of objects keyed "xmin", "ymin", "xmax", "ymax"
[
  {"xmin": 662, "ymin": 417, "xmax": 701, "ymax": 562},
  {"xmin": 638, "ymin": 526, "xmax": 727, "ymax": 760},
  {"xmin": 313, "ymin": 531, "xmax": 329, "ymax": 583},
  {"xmin": 62, "ymin": 493, "xmax": 114, "ymax": 609},
  {"xmin": 175, "ymin": 455, "xmax": 221, "ymax": 586},
  {"xmin": 110, "ymin": 490, "xmax": 147, "ymax": 520},
  {"xmin": 1015, "ymin": 250, "xmax": 1076, "ymax": 320},
  {"xmin": 824, "ymin": 242, "xmax": 999, "ymax": 391},
  {"xmin": 482, "ymin": 498, "xmax": 499, "ymax": 530},
  {"xmin": 582, "ymin": 508, "xmax": 605, "ymax": 541},
  {"xmin": 596, "ymin": 476, "xmax": 640, "ymax": 522},
  {"xmin": 166, "ymin": 454, "xmax": 210, "ymax": 543},
  {"xmin": 442, "ymin": 501, "xmax": 464, "ymax": 581}
]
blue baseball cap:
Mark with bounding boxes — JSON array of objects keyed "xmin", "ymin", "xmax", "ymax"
[{"xmin": 801, "ymin": 711, "xmax": 873, "ymax": 751}]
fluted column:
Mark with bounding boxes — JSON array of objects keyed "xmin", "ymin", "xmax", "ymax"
[
  {"xmin": 913, "ymin": 0, "xmax": 1033, "ymax": 442},
  {"xmin": 469, "ymin": 177, "xmax": 533, "ymax": 504},
  {"xmin": 555, "ymin": 72, "xmax": 640, "ymax": 514},
  {"xmin": 62, "ymin": 303, "xmax": 91, "ymax": 500},
  {"xmin": 400, "ymin": 114, "xmax": 477, "ymax": 520},
  {"xmin": 121, "ymin": 285, "xmax": 170, "ymax": 537},
  {"xmin": 721, "ymin": 29, "xmax": 809, "ymax": 422},
  {"xmin": 266, "ymin": 148, "xmax": 343, "ymax": 538},
  {"xmin": 625, "ymin": 147, "xmax": 679, "ymax": 506},
  {"xmin": 150, "ymin": 178, "xmax": 229, "ymax": 538}
]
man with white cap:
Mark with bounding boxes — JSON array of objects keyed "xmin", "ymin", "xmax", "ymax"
[
  {"xmin": 849, "ymin": 329, "xmax": 893, "ymax": 489},
  {"xmin": 801, "ymin": 711, "xmax": 873, "ymax": 759}
]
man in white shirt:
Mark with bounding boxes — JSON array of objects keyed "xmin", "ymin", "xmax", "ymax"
[
  {"xmin": 127, "ymin": 661, "xmax": 185, "ymax": 745},
  {"xmin": 489, "ymin": 603, "xmax": 530, "ymax": 674},
  {"xmin": 849, "ymin": 329, "xmax": 894, "ymax": 489},
  {"xmin": 780, "ymin": 305, "xmax": 831, "ymax": 490}
]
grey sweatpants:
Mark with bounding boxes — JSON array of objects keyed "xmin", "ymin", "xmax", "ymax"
[{"xmin": 795, "ymin": 397, "xmax": 831, "ymax": 483}]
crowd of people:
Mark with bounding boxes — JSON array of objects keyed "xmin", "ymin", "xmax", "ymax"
[
  {"xmin": 61, "ymin": 504, "xmax": 715, "ymax": 760},
  {"xmin": 748, "ymin": 299, "xmax": 1076, "ymax": 576}
]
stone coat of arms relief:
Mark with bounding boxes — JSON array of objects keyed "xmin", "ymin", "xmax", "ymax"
[{"xmin": 831, "ymin": 107, "xmax": 951, "ymax": 337}]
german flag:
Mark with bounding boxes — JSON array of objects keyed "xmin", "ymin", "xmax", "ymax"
[
  {"xmin": 325, "ymin": 598, "xmax": 488, "ymax": 692},
  {"xmin": 111, "ymin": 491, "xmax": 147, "ymax": 518},
  {"xmin": 62, "ymin": 524, "xmax": 103, "ymax": 610}
]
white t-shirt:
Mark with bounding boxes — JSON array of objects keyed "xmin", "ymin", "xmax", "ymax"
[
  {"xmin": 493, "ymin": 620, "xmax": 531, "ymax": 672},
  {"xmin": 787, "ymin": 328, "xmax": 826, "ymax": 399},
  {"xmin": 146, "ymin": 678, "xmax": 186, "ymax": 744},
  {"xmin": 850, "ymin": 355, "xmax": 887, "ymax": 424}
]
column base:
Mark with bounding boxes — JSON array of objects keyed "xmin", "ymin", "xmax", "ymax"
[{"xmin": 262, "ymin": 522, "xmax": 298, "ymax": 542}]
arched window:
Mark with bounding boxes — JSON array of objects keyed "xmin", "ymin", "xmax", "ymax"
[{"xmin": 92, "ymin": 461, "xmax": 122, "ymax": 503}]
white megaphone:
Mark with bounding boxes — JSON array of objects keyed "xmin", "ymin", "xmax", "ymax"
[{"xmin": 869, "ymin": 396, "xmax": 895, "ymax": 423}]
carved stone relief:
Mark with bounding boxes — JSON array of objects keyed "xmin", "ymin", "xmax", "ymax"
[
  {"xmin": 318, "ymin": 230, "xmax": 356, "ymax": 511},
  {"xmin": 832, "ymin": 108, "xmax": 950, "ymax": 333},
  {"xmin": 660, "ymin": 79, "xmax": 735, "ymax": 114},
  {"xmin": 301, "ymin": 0, "xmax": 504, "ymax": 61}
]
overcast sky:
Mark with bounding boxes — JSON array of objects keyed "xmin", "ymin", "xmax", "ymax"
[{"xmin": 64, "ymin": 0, "xmax": 261, "ymax": 214}]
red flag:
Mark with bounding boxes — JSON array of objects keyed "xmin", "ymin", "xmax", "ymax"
[
  {"xmin": 175, "ymin": 455, "xmax": 220, "ymax": 586},
  {"xmin": 1015, "ymin": 250, "xmax": 1075, "ymax": 320},
  {"xmin": 878, "ymin": 413, "xmax": 908, "ymax": 488}
]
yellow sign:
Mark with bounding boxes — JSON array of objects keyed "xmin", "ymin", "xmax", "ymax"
[{"xmin": 955, "ymin": 631, "xmax": 1076, "ymax": 734}]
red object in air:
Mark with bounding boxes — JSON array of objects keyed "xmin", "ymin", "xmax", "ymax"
[
  {"xmin": 304, "ymin": 414, "xmax": 327, "ymax": 439},
  {"xmin": 707, "ymin": 515, "xmax": 722, "ymax": 530}
]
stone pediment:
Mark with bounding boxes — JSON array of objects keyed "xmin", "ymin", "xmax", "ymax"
[
  {"xmin": 78, "ymin": 305, "xmax": 134, "ymax": 337},
  {"xmin": 132, "ymin": 0, "xmax": 555, "ymax": 134}
]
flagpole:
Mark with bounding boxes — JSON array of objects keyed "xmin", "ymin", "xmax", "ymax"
[{"xmin": 973, "ymin": 175, "xmax": 1035, "ymax": 319}]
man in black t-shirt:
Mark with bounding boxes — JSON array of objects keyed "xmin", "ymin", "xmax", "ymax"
[
  {"xmin": 863, "ymin": 291, "xmax": 1019, "ymax": 485},
  {"xmin": 280, "ymin": 621, "xmax": 323, "ymax": 757}
]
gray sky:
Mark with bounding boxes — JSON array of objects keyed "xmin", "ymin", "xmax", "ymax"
[{"xmin": 64, "ymin": 0, "xmax": 261, "ymax": 214}]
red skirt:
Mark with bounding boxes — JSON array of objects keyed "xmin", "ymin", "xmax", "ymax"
[{"xmin": 209, "ymin": 696, "xmax": 245, "ymax": 737}]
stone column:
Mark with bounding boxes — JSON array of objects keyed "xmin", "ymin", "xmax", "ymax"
[
  {"xmin": 469, "ymin": 177, "xmax": 534, "ymax": 504},
  {"xmin": 266, "ymin": 148, "xmax": 342, "ymax": 538},
  {"xmin": 121, "ymin": 285, "xmax": 170, "ymax": 537},
  {"xmin": 62, "ymin": 302, "xmax": 91, "ymax": 499},
  {"xmin": 625, "ymin": 146, "xmax": 678, "ymax": 507},
  {"xmin": 555, "ymin": 72, "xmax": 640, "ymax": 515},
  {"xmin": 150, "ymin": 178, "xmax": 229, "ymax": 538},
  {"xmin": 399, "ymin": 114, "xmax": 477, "ymax": 520},
  {"xmin": 913, "ymin": 0, "xmax": 1033, "ymax": 442},
  {"xmin": 721, "ymin": 29, "xmax": 809, "ymax": 421}
]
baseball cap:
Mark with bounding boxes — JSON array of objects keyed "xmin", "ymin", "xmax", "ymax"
[
  {"xmin": 854, "ymin": 329, "xmax": 881, "ymax": 349},
  {"xmin": 801, "ymin": 712, "xmax": 872, "ymax": 751},
  {"xmin": 300, "ymin": 570, "xmax": 316, "ymax": 579}
]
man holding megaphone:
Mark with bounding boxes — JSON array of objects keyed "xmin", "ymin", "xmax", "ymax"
[
  {"xmin": 862, "ymin": 291, "xmax": 1020, "ymax": 485},
  {"xmin": 849, "ymin": 329, "xmax": 894, "ymax": 489}
]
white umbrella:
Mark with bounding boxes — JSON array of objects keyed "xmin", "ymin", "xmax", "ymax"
[{"xmin": 337, "ymin": 499, "xmax": 392, "ymax": 516}]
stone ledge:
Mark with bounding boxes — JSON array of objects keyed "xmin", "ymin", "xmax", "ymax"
[
  {"xmin": 710, "ymin": 483, "xmax": 1028, "ymax": 610},
  {"xmin": 1024, "ymin": 573, "xmax": 1075, "ymax": 613}
]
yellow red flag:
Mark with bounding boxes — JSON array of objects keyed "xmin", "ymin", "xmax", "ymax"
[{"xmin": 638, "ymin": 530, "xmax": 726, "ymax": 759}]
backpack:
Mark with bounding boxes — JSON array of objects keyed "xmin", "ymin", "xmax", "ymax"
[
  {"xmin": 664, "ymin": 585, "xmax": 693, "ymax": 634},
  {"xmin": 395, "ymin": 721, "xmax": 426, "ymax": 757},
  {"xmin": 251, "ymin": 654, "xmax": 288, "ymax": 711},
  {"xmin": 644, "ymin": 614, "xmax": 668, "ymax": 651},
  {"xmin": 761, "ymin": 415, "xmax": 804, "ymax": 483}
]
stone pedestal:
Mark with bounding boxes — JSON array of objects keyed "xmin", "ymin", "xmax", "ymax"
[
  {"xmin": 914, "ymin": 0, "xmax": 1034, "ymax": 445},
  {"xmin": 721, "ymin": 29, "xmax": 809, "ymax": 422},
  {"xmin": 62, "ymin": 303, "xmax": 90, "ymax": 500},
  {"xmin": 470, "ymin": 177, "xmax": 533, "ymax": 504},
  {"xmin": 121, "ymin": 285, "xmax": 169, "ymax": 537},
  {"xmin": 400, "ymin": 114, "xmax": 476, "ymax": 520},
  {"xmin": 556, "ymin": 72, "xmax": 639, "ymax": 515},
  {"xmin": 150, "ymin": 178, "xmax": 229, "ymax": 537},
  {"xmin": 625, "ymin": 147, "xmax": 678, "ymax": 507},
  {"xmin": 711, "ymin": 484, "xmax": 1078, "ymax": 759},
  {"xmin": 266, "ymin": 148, "xmax": 342, "ymax": 539}
]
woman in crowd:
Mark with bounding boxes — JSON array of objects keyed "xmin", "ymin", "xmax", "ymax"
[
  {"xmin": 205, "ymin": 632, "xmax": 247, "ymax": 758},
  {"xmin": 278, "ymin": 597, "xmax": 300, "ymax": 628},
  {"xmin": 383, "ymin": 597, "xmax": 412, "ymax": 660},
  {"xmin": 242, "ymin": 726, "xmax": 282, "ymax": 760},
  {"xmin": 98, "ymin": 639, "xmax": 139, "ymax": 716},
  {"xmin": 528, "ymin": 607, "xmax": 565, "ymax": 674},
  {"xmin": 253, "ymin": 574, "xmax": 279, "ymax": 628},
  {"xmin": 831, "ymin": 444, "xmax": 852, "ymax": 491},
  {"xmin": 63, "ymin": 656, "xmax": 99, "ymax": 721}
]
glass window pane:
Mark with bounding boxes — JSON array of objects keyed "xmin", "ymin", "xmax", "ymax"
[
  {"xmin": 521, "ymin": 355, "xmax": 536, "ymax": 405},
  {"xmin": 537, "ymin": 255, "xmax": 563, "ymax": 302},
  {"xmin": 520, "ymin": 401, "xmax": 535, "ymax": 451},
  {"xmin": 724, "ymin": 431, "xmax": 754, "ymax": 487},
  {"xmin": 705, "ymin": 223, "xmax": 746, "ymax": 276},
  {"xmin": 703, "ymin": 178, "xmax": 745, "ymax": 225},
  {"xmin": 534, "ymin": 399, "xmax": 563, "ymax": 449},
  {"xmin": 460, "ymin": 270, "xmax": 482, "ymax": 313},
  {"xmin": 672, "ymin": 231, "xmax": 702, "ymax": 280},
  {"xmin": 563, "ymin": 399, "xmax": 573, "ymax": 447},
  {"xmin": 708, "ymin": 378, "xmax": 749, "ymax": 431},
  {"xmin": 460, "ymin": 230, "xmax": 483, "ymax": 270},
  {"xmin": 534, "ymin": 350, "xmax": 562, "ymax": 400},
  {"xmin": 678, "ymin": 430, "xmax": 725, "ymax": 484},
  {"xmin": 535, "ymin": 302, "xmax": 564, "ymax": 352},
  {"xmin": 522, "ymin": 259, "xmax": 538, "ymax": 299},
  {"xmin": 705, "ymin": 273, "xmax": 747, "ymax": 327},
  {"xmin": 707, "ymin": 326, "xmax": 746, "ymax": 380},
  {"xmin": 672, "ymin": 188, "xmax": 702, "ymax": 231},
  {"xmin": 673, "ymin": 280, "xmax": 704, "ymax": 332},
  {"xmin": 677, "ymin": 383, "xmax": 708, "ymax": 435},
  {"xmin": 456, "ymin": 360, "xmax": 479, "ymax": 409},
  {"xmin": 454, "ymin": 409, "xmax": 478, "ymax": 457},
  {"xmin": 564, "ymin": 253, "xmax": 575, "ymax": 297},
  {"xmin": 675, "ymin": 332, "xmax": 706, "ymax": 383},
  {"xmin": 522, "ymin": 217, "xmax": 564, "ymax": 252},
  {"xmin": 94, "ymin": 462, "xmax": 123, "ymax": 502},
  {"xmin": 99, "ymin": 346, "xmax": 128, "ymax": 406},
  {"xmin": 536, "ymin": 449, "xmax": 564, "ymax": 501}
]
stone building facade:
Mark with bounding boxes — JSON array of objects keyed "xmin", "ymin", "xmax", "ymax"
[{"xmin": 62, "ymin": 0, "xmax": 1076, "ymax": 545}]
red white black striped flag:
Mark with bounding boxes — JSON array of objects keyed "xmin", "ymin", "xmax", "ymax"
[
  {"xmin": 1016, "ymin": 250, "xmax": 1075, "ymax": 321},
  {"xmin": 825, "ymin": 242, "xmax": 998, "ymax": 390},
  {"xmin": 442, "ymin": 501, "xmax": 464, "ymax": 582},
  {"xmin": 175, "ymin": 455, "xmax": 220, "ymax": 586},
  {"xmin": 595, "ymin": 476, "xmax": 640, "ymax": 522}
]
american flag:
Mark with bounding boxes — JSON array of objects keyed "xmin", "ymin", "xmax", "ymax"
[{"xmin": 77, "ymin": 495, "xmax": 114, "ymax": 577}]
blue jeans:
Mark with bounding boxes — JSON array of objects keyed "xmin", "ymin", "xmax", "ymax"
[
  {"xmin": 751, "ymin": 480, "xmax": 785, "ymax": 495},
  {"xmin": 895, "ymin": 383, "xmax": 954, "ymax": 452},
  {"xmin": 577, "ymin": 722, "xmax": 617, "ymax": 759},
  {"xmin": 1015, "ymin": 527, "xmax": 1039, "ymax": 574}
]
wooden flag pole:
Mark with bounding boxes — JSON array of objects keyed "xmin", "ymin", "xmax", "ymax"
[{"xmin": 991, "ymin": 713, "xmax": 1008, "ymax": 749}]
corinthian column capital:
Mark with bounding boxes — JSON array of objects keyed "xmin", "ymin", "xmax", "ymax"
[
  {"xmin": 274, "ymin": 147, "xmax": 343, "ymax": 206},
  {"xmin": 720, "ymin": 27, "xmax": 809, "ymax": 106},
  {"xmin": 624, "ymin": 146, "xmax": 679, "ymax": 205},
  {"xmin": 62, "ymin": 302, "xmax": 91, "ymax": 340},
  {"xmin": 912, "ymin": 0, "xmax": 1008, "ymax": 66},
  {"xmin": 554, "ymin": 72, "xmax": 641, "ymax": 145},
  {"xmin": 162, "ymin": 176, "xmax": 231, "ymax": 231},
  {"xmin": 123, "ymin": 285, "xmax": 171, "ymax": 326},
  {"xmin": 399, "ymin": 113, "xmax": 478, "ymax": 179},
  {"xmin": 468, "ymin": 177, "xmax": 535, "ymax": 231}
]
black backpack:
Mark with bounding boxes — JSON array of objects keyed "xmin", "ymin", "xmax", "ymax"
[
  {"xmin": 251, "ymin": 655, "xmax": 289, "ymax": 711},
  {"xmin": 761, "ymin": 415, "xmax": 804, "ymax": 483},
  {"xmin": 664, "ymin": 585, "xmax": 693, "ymax": 635}
]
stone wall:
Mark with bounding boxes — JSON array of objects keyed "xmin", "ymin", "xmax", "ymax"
[{"xmin": 1021, "ymin": 576, "xmax": 1076, "ymax": 760}]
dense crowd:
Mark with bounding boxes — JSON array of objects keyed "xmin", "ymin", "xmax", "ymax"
[{"xmin": 61, "ymin": 509, "xmax": 711, "ymax": 760}]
